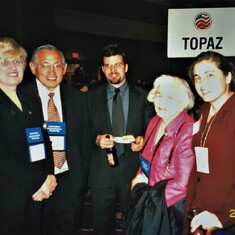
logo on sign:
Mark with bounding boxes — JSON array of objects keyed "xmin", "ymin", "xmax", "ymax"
[{"xmin": 194, "ymin": 12, "xmax": 212, "ymax": 30}]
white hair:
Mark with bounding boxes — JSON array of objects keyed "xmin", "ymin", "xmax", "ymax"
[{"xmin": 147, "ymin": 74, "xmax": 195, "ymax": 111}]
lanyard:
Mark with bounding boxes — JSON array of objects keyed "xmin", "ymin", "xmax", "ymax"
[{"xmin": 200, "ymin": 113, "xmax": 217, "ymax": 147}]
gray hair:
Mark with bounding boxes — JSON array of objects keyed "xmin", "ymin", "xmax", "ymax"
[
  {"xmin": 148, "ymin": 74, "xmax": 195, "ymax": 111},
  {"xmin": 30, "ymin": 44, "xmax": 66, "ymax": 64}
]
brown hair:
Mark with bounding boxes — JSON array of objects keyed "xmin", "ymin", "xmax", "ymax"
[{"xmin": 188, "ymin": 51, "xmax": 235, "ymax": 91}]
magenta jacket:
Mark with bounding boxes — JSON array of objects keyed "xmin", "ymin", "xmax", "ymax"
[{"xmin": 138, "ymin": 110, "xmax": 195, "ymax": 207}]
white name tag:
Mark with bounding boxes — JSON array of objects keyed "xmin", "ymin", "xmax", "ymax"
[
  {"xmin": 195, "ymin": 146, "xmax": 210, "ymax": 174},
  {"xmin": 45, "ymin": 121, "xmax": 66, "ymax": 151},
  {"xmin": 49, "ymin": 136, "xmax": 65, "ymax": 151},
  {"xmin": 25, "ymin": 127, "xmax": 46, "ymax": 162},
  {"xmin": 29, "ymin": 143, "xmax": 46, "ymax": 162}
]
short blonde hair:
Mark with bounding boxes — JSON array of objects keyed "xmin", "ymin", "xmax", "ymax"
[
  {"xmin": 148, "ymin": 74, "xmax": 195, "ymax": 111},
  {"xmin": 0, "ymin": 37, "xmax": 27, "ymax": 61}
]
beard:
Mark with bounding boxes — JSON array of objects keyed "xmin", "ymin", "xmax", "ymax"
[
  {"xmin": 107, "ymin": 72, "xmax": 124, "ymax": 85},
  {"xmin": 109, "ymin": 78, "xmax": 122, "ymax": 85}
]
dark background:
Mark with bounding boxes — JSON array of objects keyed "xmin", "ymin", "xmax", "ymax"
[{"xmin": 1, "ymin": 0, "xmax": 235, "ymax": 87}]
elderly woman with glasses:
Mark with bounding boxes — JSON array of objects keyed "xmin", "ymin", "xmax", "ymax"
[{"xmin": 130, "ymin": 74, "xmax": 195, "ymax": 235}]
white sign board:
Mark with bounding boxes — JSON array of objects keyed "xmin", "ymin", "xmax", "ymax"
[{"xmin": 167, "ymin": 8, "xmax": 235, "ymax": 58}]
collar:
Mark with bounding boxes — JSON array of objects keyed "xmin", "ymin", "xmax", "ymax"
[
  {"xmin": 36, "ymin": 79, "xmax": 60, "ymax": 97},
  {"xmin": 164, "ymin": 110, "xmax": 191, "ymax": 136},
  {"xmin": 200, "ymin": 92, "xmax": 235, "ymax": 120},
  {"xmin": 107, "ymin": 82, "xmax": 128, "ymax": 98}
]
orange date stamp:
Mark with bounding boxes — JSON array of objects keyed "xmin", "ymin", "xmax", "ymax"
[{"xmin": 230, "ymin": 209, "xmax": 235, "ymax": 218}]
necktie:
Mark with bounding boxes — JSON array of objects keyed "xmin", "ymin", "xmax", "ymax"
[
  {"xmin": 112, "ymin": 88, "xmax": 124, "ymax": 156},
  {"xmin": 48, "ymin": 92, "xmax": 66, "ymax": 169}
]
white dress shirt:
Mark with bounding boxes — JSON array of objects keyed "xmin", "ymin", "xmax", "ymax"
[{"xmin": 36, "ymin": 79, "xmax": 69, "ymax": 174}]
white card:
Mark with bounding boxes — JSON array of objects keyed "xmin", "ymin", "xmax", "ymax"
[
  {"xmin": 114, "ymin": 135, "xmax": 135, "ymax": 144},
  {"xmin": 29, "ymin": 143, "xmax": 46, "ymax": 162},
  {"xmin": 195, "ymin": 146, "xmax": 210, "ymax": 174},
  {"xmin": 49, "ymin": 136, "xmax": 65, "ymax": 151}
]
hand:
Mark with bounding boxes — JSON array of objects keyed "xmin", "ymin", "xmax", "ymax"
[
  {"xmin": 131, "ymin": 173, "xmax": 148, "ymax": 190},
  {"xmin": 96, "ymin": 134, "xmax": 115, "ymax": 149},
  {"xmin": 131, "ymin": 136, "xmax": 144, "ymax": 152},
  {"xmin": 190, "ymin": 210, "xmax": 223, "ymax": 234},
  {"xmin": 32, "ymin": 174, "xmax": 57, "ymax": 202}
]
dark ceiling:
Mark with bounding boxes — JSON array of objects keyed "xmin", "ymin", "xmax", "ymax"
[
  {"xmin": 2, "ymin": 0, "xmax": 235, "ymax": 83},
  {"xmin": 51, "ymin": 0, "xmax": 235, "ymax": 83},
  {"xmin": 55, "ymin": 0, "xmax": 235, "ymax": 26}
]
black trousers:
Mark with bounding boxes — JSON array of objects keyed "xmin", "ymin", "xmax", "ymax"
[
  {"xmin": 91, "ymin": 172, "xmax": 131, "ymax": 235},
  {"xmin": 42, "ymin": 172, "xmax": 81, "ymax": 235},
  {"xmin": 0, "ymin": 184, "xmax": 43, "ymax": 235},
  {"xmin": 167, "ymin": 198, "xmax": 185, "ymax": 235}
]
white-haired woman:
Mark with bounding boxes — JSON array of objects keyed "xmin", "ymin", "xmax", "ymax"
[{"xmin": 131, "ymin": 74, "xmax": 195, "ymax": 235}]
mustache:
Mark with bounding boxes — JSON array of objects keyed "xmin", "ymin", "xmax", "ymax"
[{"xmin": 110, "ymin": 72, "xmax": 119, "ymax": 75}]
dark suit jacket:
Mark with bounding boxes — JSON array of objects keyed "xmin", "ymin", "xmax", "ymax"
[
  {"xmin": 20, "ymin": 80, "xmax": 91, "ymax": 194},
  {"xmin": 87, "ymin": 83, "xmax": 155, "ymax": 188},
  {"xmin": 0, "ymin": 88, "xmax": 54, "ymax": 195}
]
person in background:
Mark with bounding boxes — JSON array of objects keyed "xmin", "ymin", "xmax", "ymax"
[
  {"xmin": 0, "ymin": 37, "xmax": 56, "ymax": 235},
  {"xmin": 87, "ymin": 44, "xmax": 155, "ymax": 235},
  {"xmin": 21, "ymin": 44, "xmax": 91, "ymax": 234},
  {"xmin": 131, "ymin": 74, "xmax": 195, "ymax": 234},
  {"xmin": 184, "ymin": 51, "xmax": 235, "ymax": 235}
]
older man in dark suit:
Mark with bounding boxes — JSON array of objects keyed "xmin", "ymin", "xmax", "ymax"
[
  {"xmin": 20, "ymin": 44, "xmax": 91, "ymax": 234},
  {"xmin": 87, "ymin": 44, "xmax": 155, "ymax": 235}
]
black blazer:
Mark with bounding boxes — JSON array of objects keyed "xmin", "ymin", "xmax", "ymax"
[
  {"xmin": 87, "ymin": 83, "xmax": 155, "ymax": 187},
  {"xmin": 20, "ymin": 81, "xmax": 92, "ymax": 194},
  {"xmin": 0, "ymin": 88, "xmax": 54, "ymax": 195}
]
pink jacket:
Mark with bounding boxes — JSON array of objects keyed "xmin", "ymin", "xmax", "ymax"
[{"xmin": 138, "ymin": 110, "xmax": 195, "ymax": 207}]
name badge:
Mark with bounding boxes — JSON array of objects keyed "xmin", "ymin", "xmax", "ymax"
[
  {"xmin": 25, "ymin": 127, "xmax": 46, "ymax": 162},
  {"xmin": 45, "ymin": 121, "xmax": 66, "ymax": 151},
  {"xmin": 139, "ymin": 156, "xmax": 150, "ymax": 177},
  {"xmin": 195, "ymin": 146, "xmax": 210, "ymax": 174}
]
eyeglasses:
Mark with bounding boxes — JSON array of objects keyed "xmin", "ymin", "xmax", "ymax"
[
  {"xmin": 37, "ymin": 63, "xmax": 64, "ymax": 71},
  {"xmin": 0, "ymin": 58, "xmax": 25, "ymax": 67},
  {"xmin": 103, "ymin": 62, "xmax": 124, "ymax": 71}
]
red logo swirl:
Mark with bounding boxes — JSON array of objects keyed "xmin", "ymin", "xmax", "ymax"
[{"xmin": 194, "ymin": 12, "xmax": 212, "ymax": 30}]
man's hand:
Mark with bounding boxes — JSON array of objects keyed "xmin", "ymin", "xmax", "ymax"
[
  {"xmin": 131, "ymin": 173, "xmax": 148, "ymax": 190},
  {"xmin": 191, "ymin": 210, "xmax": 223, "ymax": 234},
  {"xmin": 96, "ymin": 134, "xmax": 115, "ymax": 149},
  {"xmin": 131, "ymin": 136, "xmax": 144, "ymax": 152},
  {"xmin": 32, "ymin": 174, "xmax": 57, "ymax": 202}
]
